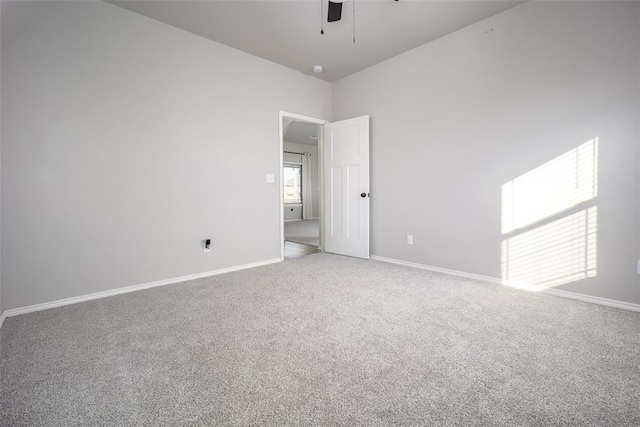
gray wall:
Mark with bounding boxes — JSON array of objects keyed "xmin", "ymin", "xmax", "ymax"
[
  {"xmin": 1, "ymin": 1, "xmax": 331, "ymax": 309},
  {"xmin": 284, "ymin": 141, "xmax": 319, "ymax": 219},
  {"xmin": 333, "ymin": 1, "xmax": 640, "ymax": 304},
  {"xmin": 637, "ymin": 3, "xmax": 640, "ymax": 280},
  {"xmin": 2, "ymin": 1, "xmax": 639, "ymax": 312},
  {"xmin": 0, "ymin": 2, "xmax": 2, "ymax": 312},
  {"xmin": 283, "ymin": 204, "xmax": 302, "ymax": 222}
]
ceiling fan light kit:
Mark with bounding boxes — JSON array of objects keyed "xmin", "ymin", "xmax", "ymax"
[
  {"xmin": 328, "ymin": 1, "xmax": 343, "ymax": 22},
  {"xmin": 320, "ymin": 0, "xmax": 349, "ymax": 36}
]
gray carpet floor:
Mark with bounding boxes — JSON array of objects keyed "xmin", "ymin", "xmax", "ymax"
[
  {"xmin": 284, "ymin": 219, "xmax": 319, "ymax": 247},
  {"xmin": 1, "ymin": 253, "xmax": 640, "ymax": 426}
]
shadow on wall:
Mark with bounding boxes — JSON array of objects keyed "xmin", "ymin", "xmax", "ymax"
[{"xmin": 501, "ymin": 138, "xmax": 599, "ymax": 291}]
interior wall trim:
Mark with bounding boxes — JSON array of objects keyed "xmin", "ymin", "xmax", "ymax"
[
  {"xmin": 541, "ymin": 288, "xmax": 640, "ymax": 312},
  {"xmin": 370, "ymin": 255, "xmax": 503, "ymax": 285},
  {"xmin": 370, "ymin": 255, "xmax": 640, "ymax": 313},
  {"xmin": 0, "ymin": 258, "xmax": 282, "ymax": 327}
]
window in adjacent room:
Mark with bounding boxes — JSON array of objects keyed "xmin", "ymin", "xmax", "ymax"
[{"xmin": 284, "ymin": 164, "xmax": 302, "ymax": 204}]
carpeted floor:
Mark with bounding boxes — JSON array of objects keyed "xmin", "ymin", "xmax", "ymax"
[
  {"xmin": 284, "ymin": 219, "xmax": 319, "ymax": 247},
  {"xmin": 1, "ymin": 253, "xmax": 640, "ymax": 425}
]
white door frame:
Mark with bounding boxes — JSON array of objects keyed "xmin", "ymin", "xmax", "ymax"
[{"xmin": 279, "ymin": 111, "xmax": 329, "ymax": 260}]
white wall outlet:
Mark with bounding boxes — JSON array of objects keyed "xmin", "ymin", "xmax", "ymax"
[
  {"xmin": 407, "ymin": 235, "xmax": 413, "ymax": 245},
  {"xmin": 203, "ymin": 238, "xmax": 212, "ymax": 253},
  {"xmin": 266, "ymin": 174, "xmax": 275, "ymax": 183},
  {"xmin": 637, "ymin": 259, "xmax": 640, "ymax": 275}
]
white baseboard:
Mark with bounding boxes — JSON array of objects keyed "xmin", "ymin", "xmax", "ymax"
[
  {"xmin": 370, "ymin": 255, "xmax": 640, "ymax": 312},
  {"xmin": 541, "ymin": 288, "xmax": 640, "ymax": 312},
  {"xmin": 370, "ymin": 255, "xmax": 503, "ymax": 285},
  {"xmin": 0, "ymin": 311, "xmax": 6, "ymax": 329},
  {"xmin": 0, "ymin": 258, "xmax": 282, "ymax": 324}
]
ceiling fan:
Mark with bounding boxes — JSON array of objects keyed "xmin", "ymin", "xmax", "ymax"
[{"xmin": 320, "ymin": 0, "xmax": 399, "ymax": 42}]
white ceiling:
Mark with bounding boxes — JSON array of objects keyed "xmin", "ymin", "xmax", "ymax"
[{"xmin": 109, "ymin": 0, "xmax": 524, "ymax": 82}]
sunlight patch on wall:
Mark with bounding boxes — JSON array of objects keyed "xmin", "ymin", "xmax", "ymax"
[
  {"xmin": 502, "ymin": 138, "xmax": 598, "ymax": 234},
  {"xmin": 501, "ymin": 138, "xmax": 599, "ymax": 290},
  {"xmin": 502, "ymin": 207, "xmax": 598, "ymax": 290}
]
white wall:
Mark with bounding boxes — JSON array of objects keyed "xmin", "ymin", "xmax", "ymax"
[
  {"xmin": 333, "ymin": 1, "xmax": 640, "ymax": 304},
  {"xmin": 284, "ymin": 141, "xmax": 319, "ymax": 219},
  {"xmin": 0, "ymin": 1, "xmax": 331, "ymax": 310}
]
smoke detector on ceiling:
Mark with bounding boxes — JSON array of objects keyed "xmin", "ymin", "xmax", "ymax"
[{"xmin": 312, "ymin": 65, "xmax": 323, "ymax": 73}]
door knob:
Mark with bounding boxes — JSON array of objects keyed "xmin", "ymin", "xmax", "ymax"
[{"xmin": 361, "ymin": 193, "xmax": 367, "ymax": 198}]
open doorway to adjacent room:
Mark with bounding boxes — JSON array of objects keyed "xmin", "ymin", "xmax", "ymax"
[{"xmin": 280, "ymin": 112, "xmax": 326, "ymax": 260}]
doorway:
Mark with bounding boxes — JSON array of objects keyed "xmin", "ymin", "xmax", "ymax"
[
  {"xmin": 279, "ymin": 112, "xmax": 328, "ymax": 260},
  {"xmin": 279, "ymin": 111, "xmax": 370, "ymax": 261}
]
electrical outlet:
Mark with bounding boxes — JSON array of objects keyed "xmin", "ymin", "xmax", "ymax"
[
  {"xmin": 266, "ymin": 174, "xmax": 275, "ymax": 183},
  {"xmin": 637, "ymin": 259, "xmax": 640, "ymax": 275},
  {"xmin": 407, "ymin": 235, "xmax": 413, "ymax": 245}
]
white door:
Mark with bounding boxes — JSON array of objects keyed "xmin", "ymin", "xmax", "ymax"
[{"xmin": 323, "ymin": 116, "xmax": 370, "ymax": 259}]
